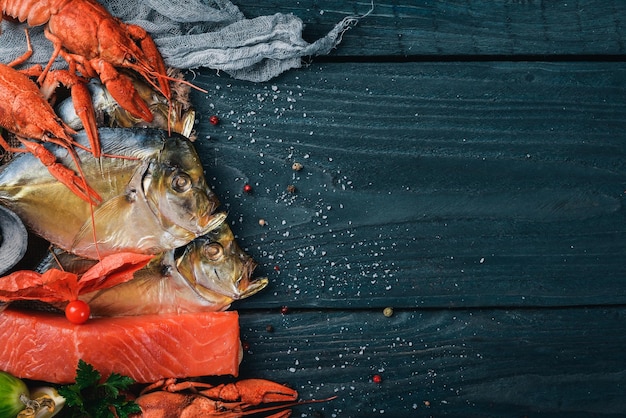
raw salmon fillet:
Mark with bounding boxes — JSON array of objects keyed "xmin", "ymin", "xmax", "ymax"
[{"xmin": 0, "ymin": 308, "xmax": 242, "ymax": 383}]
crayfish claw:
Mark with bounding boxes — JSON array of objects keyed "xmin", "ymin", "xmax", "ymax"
[
  {"xmin": 41, "ymin": 69, "xmax": 101, "ymax": 157},
  {"xmin": 19, "ymin": 139, "xmax": 101, "ymax": 205},
  {"xmin": 48, "ymin": 160, "xmax": 101, "ymax": 205},
  {"xmin": 68, "ymin": 79, "xmax": 101, "ymax": 157},
  {"xmin": 123, "ymin": 23, "xmax": 171, "ymax": 102},
  {"xmin": 233, "ymin": 379, "xmax": 298, "ymax": 405},
  {"xmin": 196, "ymin": 379, "xmax": 297, "ymax": 406},
  {"xmin": 91, "ymin": 59, "xmax": 153, "ymax": 123}
]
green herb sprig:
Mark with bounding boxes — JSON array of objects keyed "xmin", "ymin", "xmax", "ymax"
[{"xmin": 58, "ymin": 360, "xmax": 141, "ymax": 418}]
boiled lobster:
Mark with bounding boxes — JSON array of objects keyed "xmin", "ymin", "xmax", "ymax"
[
  {"xmin": 134, "ymin": 378, "xmax": 336, "ymax": 418},
  {"xmin": 0, "ymin": 34, "xmax": 101, "ymax": 204},
  {"xmin": 1, "ymin": 0, "xmax": 172, "ymax": 157}
]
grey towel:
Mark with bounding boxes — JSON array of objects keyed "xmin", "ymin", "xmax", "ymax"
[{"xmin": 0, "ymin": 0, "xmax": 369, "ymax": 82}]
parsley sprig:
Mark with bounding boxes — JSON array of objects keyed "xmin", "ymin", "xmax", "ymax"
[{"xmin": 58, "ymin": 360, "xmax": 141, "ymax": 418}]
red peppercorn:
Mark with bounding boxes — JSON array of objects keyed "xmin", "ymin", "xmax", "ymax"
[
  {"xmin": 209, "ymin": 115, "xmax": 220, "ymax": 125},
  {"xmin": 242, "ymin": 341, "xmax": 250, "ymax": 351},
  {"xmin": 372, "ymin": 374, "xmax": 382, "ymax": 384},
  {"xmin": 273, "ymin": 265, "xmax": 280, "ymax": 272},
  {"xmin": 243, "ymin": 184, "xmax": 253, "ymax": 193},
  {"xmin": 280, "ymin": 306, "xmax": 289, "ymax": 315}
]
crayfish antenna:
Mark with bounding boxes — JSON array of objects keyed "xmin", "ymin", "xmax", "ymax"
[
  {"xmin": 68, "ymin": 150, "xmax": 102, "ymax": 261},
  {"xmin": 238, "ymin": 396, "xmax": 338, "ymax": 416},
  {"xmin": 141, "ymin": 69, "xmax": 207, "ymax": 137},
  {"xmin": 147, "ymin": 69, "xmax": 209, "ymax": 95},
  {"xmin": 8, "ymin": 29, "xmax": 34, "ymax": 68},
  {"xmin": 140, "ymin": 70, "xmax": 208, "ymax": 106}
]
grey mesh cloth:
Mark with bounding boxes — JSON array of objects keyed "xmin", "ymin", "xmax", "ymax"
[{"xmin": 0, "ymin": 0, "xmax": 368, "ymax": 82}]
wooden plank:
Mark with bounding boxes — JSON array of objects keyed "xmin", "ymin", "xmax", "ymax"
[
  {"xmin": 189, "ymin": 61, "xmax": 626, "ymax": 310},
  {"xmin": 236, "ymin": 307, "xmax": 626, "ymax": 417},
  {"xmin": 234, "ymin": 0, "xmax": 626, "ymax": 57}
]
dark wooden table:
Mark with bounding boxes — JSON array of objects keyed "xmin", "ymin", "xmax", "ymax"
[{"xmin": 187, "ymin": 1, "xmax": 626, "ymax": 416}]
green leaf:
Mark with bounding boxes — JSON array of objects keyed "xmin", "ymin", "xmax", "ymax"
[
  {"xmin": 58, "ymin": 360, "xmax": 141, "ymax": 418},
  {"xmin": 57, "ymin": 385, "xmax": 83, "ymax": 409},
  {"xmin": 75, "ymin": 359, "xmax": 101, "ymax": 390},
  {"xmin": 106, "ymin": 373, "xmax": 135, "ymax": 390},
  {"xmin": 115, "ymin": 401, "xmax": 142, "ymax": 418},
  {"xmin": 102, "ymin": 372, "xmax": 135, "ymax": 398}
]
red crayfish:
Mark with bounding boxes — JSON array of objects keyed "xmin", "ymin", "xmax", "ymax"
[
  {"xmin": 1, "ymin": 0, "xmax": 171, "ymax": 130},
  {"xmin": 134, "ymin": 378, "xmax": 336, "ymax": 418},
  {"xmin": 0, "ymin": 32, "xmax": 101, "ymax": 203},
  {"xmin": 0, "ymin": 0, "xmax": 199, "ymax": 202}
]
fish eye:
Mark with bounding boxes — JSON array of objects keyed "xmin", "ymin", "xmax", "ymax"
[
  {"xmin": 126, "ymin": 55, "xmax": 137, "ymax": 64},
  {"xmin": 203, "ymin": 243, "xmax": 224, "ymax": 261},
  {"xmin": 171, "ymin": 173, "xmax": 192, "ymax": 192}
]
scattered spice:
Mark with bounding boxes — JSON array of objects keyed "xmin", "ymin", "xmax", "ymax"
[
  {"xmin": 266, "ymin": 324, "xmax": 274, "ymax": 333},
  {"xmin": 273, "ymin": 265, "xmax": 280, "ymax": 272},
  {"xmin": 209, "ymin": 115, "xmax": 220, "ymax": 125},
  {"xmin": 242, "ymin": 341, "xmax": 251, "ymax": 351},
  {"xmin": 372, "ymin": 374, "xmax": 382, "ymax": 384},
  {"xmin": 243, "ymin": 184, "xmax": 253, "ymax": 193},
  {"xmin": 258, "ymin": 219, "xmax": 267, "ymax": 226},
  {"xmin": 383, "ymin": 307, "xmax": 394, "ymax": 317},
  {"xmin": 292, "ymin": 162, "xmax": 303, "ymax": 171},
  {"xmin": 286, "ymin": 184, "xmax": 297, "ymax": 194},
  {"xmin": 280, "ymin": 306, "xmax": 289, "ymax": 315}
]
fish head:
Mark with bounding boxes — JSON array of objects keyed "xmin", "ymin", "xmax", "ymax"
[
  {"xmin": 177, "ymin": 222, "xmax": 269, "ymax": 303},
  {"xmin": 144, "ymin": 135, "xmax": 224, "ymax": 239}
]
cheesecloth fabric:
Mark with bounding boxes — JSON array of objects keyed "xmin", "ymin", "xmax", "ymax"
[{"xmin": 0, "ymin": 0, "xmax": 367, "ymax": 82}]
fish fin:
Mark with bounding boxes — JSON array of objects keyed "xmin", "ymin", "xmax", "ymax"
[{"xmin": 72, "ymin": 195, "xmax": 135, "ymax": 253}]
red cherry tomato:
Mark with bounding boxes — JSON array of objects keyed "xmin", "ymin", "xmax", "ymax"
[{"xmin": 65, "ymin": 300, "xmax": 91, "ymax": 324}]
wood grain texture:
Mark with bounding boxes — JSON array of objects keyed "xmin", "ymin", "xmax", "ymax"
[
  {"xmin": 2, "ymin": 1, "xmax": 623, "ymax": 416},
  {"xmin": 165, "ymin": 2, "xmax": 625, "ymax": 416},
  {"xmin": 235, "ymin": 0, "xmax": 626, "ymax": 57},
  {"xmin": 190, "ymin": 61, "xmax": 626, "ymax": 310},
  {"xmin": 184, "ymin": 53, "xmax": 626, "ymax": 415},
  {"xmin": 236, "ymin": 307, "xmax": 626, "ymax": 417}
]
